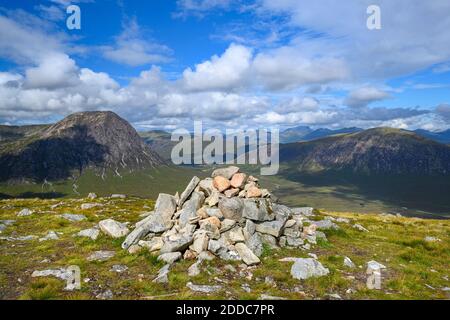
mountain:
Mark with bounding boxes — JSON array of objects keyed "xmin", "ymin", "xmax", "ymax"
[
  {"xmin": 414, "ymin": 129, "xmax": 450, "ymax": 144},
  {"xmin": 280, "ymin": 127, "xmax": 450, "ymax": 175},
  {"xmin": 280, "ymin": 126, "xmax": 363, "ymax": 143},
  {"xmin": 139, "ymin": 130, "xmax": 176, "ymax": 161},
  {"xmin": 0, "ymin": 111, "xmax": 163, "ymax": 182}
]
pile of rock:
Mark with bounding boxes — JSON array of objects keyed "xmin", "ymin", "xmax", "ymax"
[{"xmin": 121, "ymin": 166, "xmax": 316, "ymax": 266}]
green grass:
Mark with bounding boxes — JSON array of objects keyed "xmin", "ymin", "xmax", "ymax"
[{"xmin": 1, "ymin": 196, "xmax": 449, "ymax": 300}]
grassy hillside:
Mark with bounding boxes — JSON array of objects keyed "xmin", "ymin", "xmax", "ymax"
[
  {"xmin": 0, "ymin": 166, "xmax": 208, "ymax": 200},
  {"xmin": 0, "ymin": 196, "xmax": 448, "ymax": 300}
]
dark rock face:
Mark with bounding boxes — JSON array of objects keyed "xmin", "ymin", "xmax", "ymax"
[
  {"xmin": 280, "ymin": 128, "xmax": 450, "ymax": 175},
  {"xmin": 0, "ymin": 111, "xmax": 163, "ymax": 181}
]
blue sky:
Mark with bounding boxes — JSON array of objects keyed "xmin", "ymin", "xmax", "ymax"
[{"xmin": 0, "ymin": 0, "xmax": 449, "ymax": 131}]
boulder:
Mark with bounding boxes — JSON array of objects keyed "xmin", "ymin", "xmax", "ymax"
[
  {"xmin": 186, "ymin": 282, "xmax": 222, "ymax": 293},
  {"xmin": 87, "ymin": 193, "xmax": 97, "ymax": 199},
  {"xmin": 154, "ymin": 193, "xmax": 177, "ymax": 224},
  {"xmin": 153, "ymin": 264, "xmax": 171, "ymax": 283},
  {"xmin": 87, "ymin": 250, "xmax": 115, "ymax": 262},
  {"xmin": 218, "ymin": 197, "xmax": 243, "ymax": 221},
  {"xmin": 192, "ymin": 232, "xmax": 209, "ymax": 254},
  {"xmin": 99, "ymin": 219, "xmax": 130, "ymax": 238},
  {"xmin": 290, "ymin": 258, "xmax": 330, "ymax": 280},
  {"xmin": 138, "ymin": 237, "xmax": 164, "ymax": 252},
  {"xmin": 39, "ymin": 231, "xmax": 59, "ymax": 242},
  {"xmin": 242, "ymin": 199, "xmax": 274, "ymax": 221},
  {"xmin": 18, "ymin": 208, "xmax": 33, "ymax": 217},
  {"xmin": 312, "ymin": 220, "xmax": 339, "ymax": 230},
  {"xmin": 213, "ymin": 176, "xmax": 231, "ymax": 192},
  {"xmin": 255, "ymin": 220, "xmax": 285, "ymax": 237},
  {"xmin": 246, "ymin": 186, "xmax": 262, "ymax": 198},
  {"xmin": 198, "ymin": 178, "xmax": 217, "ymax": 196},
  {"xmin": 235, "ymin": 243, "xmax": 260, "ymax": 266},
  {"xmin": 230, "ymin": 173, "xmax": 247, "ymax": 189},
  {"xmin": 60, "ymin": 214, "xmax": 86, "ymax": 222},
  {"xmin": 80, "ymin": 203, "xmax": 100, "ymax": 210},
  {"xmin": 188, "ymin": 261, "xmax": 202, "ymax": 277},
  {"xmin": 178, "ymin": 176, "xmax": 200, "ymax": 207},
  {"xmin": 77, "ymin": 228, "xmax": 99, "ymax": 240},
  {"xmin": 160, "ymin": 235, "xmax": 194, "ymax": 253},
  {"xmin": 344, "ymin": 256, "xmax": 356, "ymax": 268},
  {"xmin": 211, "ymin": 166, "xmax": 240, "ymax": 179},
  {"xmin": 246, "ymin": 233, "xmax": 264, "ymax": 257},
  {"xmin": 224, "ymin": 188, "xmax": 240, "ymax": 198},
  {"xmin": 111, "ymin": 194, "xmax": 126, "ymax": 199},
  {"xmin": 158, "ymin": 252, "xmax": 182, "ymax": 264}
]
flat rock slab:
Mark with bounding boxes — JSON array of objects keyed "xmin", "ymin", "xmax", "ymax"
[
  {"xmin": 99, "ymin": 219, "xmax": 130, "ymax": 238},
  {"xmin": 235, "ymin": 243, "xmax": 260, "ymax": 266},
  {"xmin": 291, "ymin": 258, "xmax": 330, "ymax": 280},
  {"xmin": 87, "ymin": 250, "xmax": 115, "ymax": 262},
  {"xmin": 158, "ymin": 252, "xmax": 182, "ymax": 264},
  {"xmin": 76, "ymin": 228, "xmax": 100, "ymax": 240},
  {"xmin": 186, "ymin": 282, "xmax": 222, "ymax": 293},
  {"xmin": 60, "ymin": 214, "xmax": 87, "ymax": 222}
]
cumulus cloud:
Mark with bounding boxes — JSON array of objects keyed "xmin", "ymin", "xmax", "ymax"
[
  {"xmin": 182, "ymin": 44, "xmax": 252, "ymax": 91},
  {"xmin": 252, "ymin": 47, "xmax": 349, "ymax": 91},
  {"xmin": 101, "ymin": 19, "xmax": 172, "ymax": 66},
  {"xmin": 345, "ymin": 87, "xmax": 390, "ymax": 108}
]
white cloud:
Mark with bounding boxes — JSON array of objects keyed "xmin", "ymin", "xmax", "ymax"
[
  {"xmin": 101, "ymin": 19, "xmax": 172, "ymax": 66},
  {"xmin": 182, "ymin": 44, "xmax": 252, "ymax": 91},
  {"xmin": 252, "ymin": 46, "xmax": 349, "ymax": 90},
  {"xmin": 345, "ymin": 87, "xmax": 390, "ymax": 108}
]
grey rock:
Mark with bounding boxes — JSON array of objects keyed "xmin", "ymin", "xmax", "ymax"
[
  {"xmin": 188, "ymin": 261, "xmax": 202, "ymax": 277},
  {"xmin": 96, "ymin": 289, "xmax": 113, "ymax": 299},
  {"xmin": 121, "ymin": 215, "xmax": 170, "ymax": 250},
  {"xmin": 235, "ymin": 243, "xmax": 260, "ymax": 265},
  {"xmin": 198, "ymin": 178, "xmax": 216, "ymax": 196},
  {"xmin": 111, "ymin": 194, "xmax": 126, "ymax": 199},
  {"xmin": 110, "ymin": 265, "xmax": 128, "ymax": 273},
  {"xmin": 138, "ymin": 237, "xmax": 164, "ymax": 252},
  {"xmin": 160, "ymin": 235, "xmax": 193, "ymax": 253},
  {"xmin": 344, "ymin": 256, "xmax": 355, "ymax": 268},
  {"xmin": 424, "ymin": 236, "xmax": 441, "ymax": 242},
  {"xmin": 87, "ymin": 193, "xmax": 97, "ymax": 199},
  {"xmin": 39, "ymin": 231, "xmax": 59, "ymax": 242},
  {"xmin": 246, "ymin": 233, "xmax": 264, "ymax": 257},
  {"xmin": 158, "ymin": 252, "xmax": 182, "ymax": 264},
  {"xmin": 76, "ymin": 228, "xmax": 100, "ymax": 240},
  {"xmin": 353, "ymin": 224, "xmax": 369, "ymax": 232},
  {"xmin": 80, "ymin": 203, "xmax": 100, "ymax": 210},
  {"xmin": 186, "ymin": 281, "xmax": 222, "ymax": 293},
  {"xmin": 260, "ymin": 234, "xmax": 278, "ymax": 248},
  {"xmin": 87, "ymin": 250, "xmax": 115, "ymax": 262},
  {"xmin": 258, "ymin": 294, "xmax": 287, "ymax": 300},
  {"xmin": 211, "ymin": 166, "xmax": 240, "ymax": 179},
  {"xmin": 255, "ymin": 220, "xmax": 285, "ymax": 237},
  {"xmin": 153, "ymin": 264, "xmax": 171, "ymax": 283},
  {"xmin": 197, "ymin": 251, "xmax": 216, "ymax": 261},
  {"xmin": 99, "ymin": 219, "xmax": 129, "ymax": 238},
  {"xmin": 272, "ymin": 204, "xmax": 292, "ymax": 222},
  {"xmin": 60, "ymin": 213, "xmax": 86, "ymax": 222},
  {"xmin": 312, "ymin": 220, "xmax": 339, "ymax": 230},
  {"xmin": 242, "ymin": 199, "xmax": 274, "ymax": 222},
  {"xmin": 292, "ymin": 207, "xmax": 314, "ymax": 216},
  {"xmin": 286, "ymin": 236, "xmax": 304, "ymax": 247},
  {"xmin": 218, "ymin": 197, "xmax": 243, "ymax": 221},
  {"xmin": 178, "ymin": 176, "xmax": 201, "ymax": 207},
  {"xmin": 291, "ymin": 258, "xmax": 330, "ymax": 280},
  {"xmin": 205, "ymin": 208, "xmax": 223, "ymax": 219},
  {"xmin": 18, "ymin": 208, "xmax": 33, "ymax": 217},
  {"xmin": 219, "ymin": 219, "xmax": 236, "ymax": 233},
  {"xmin": 154, "ymin": 193, "xmax": 177, "ymax": 224}
]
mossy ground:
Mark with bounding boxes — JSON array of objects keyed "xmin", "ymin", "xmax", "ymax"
[{"xmin": 0, "ymin": 197, "xmax": 448, "ymax": 300}]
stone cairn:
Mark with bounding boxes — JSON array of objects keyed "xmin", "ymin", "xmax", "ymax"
[{"xmin": 122, "ymin": 166, "xmax": 317, "ymax": 267}]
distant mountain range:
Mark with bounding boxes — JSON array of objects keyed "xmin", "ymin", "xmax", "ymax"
[
  {"xmin": 279, "ymin": 125, "xmax": 450, "ymax": 144},
  {"xmin": 1, "ymin": 112, "xmax": 450, "ymax": 183},
  {"xmin": 280, "ymin": 127, "xmax": 450, "ymax": 175},
  {"xmin": 0, "ymin": 112, "xmax": 163, "ymax": 182}
]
